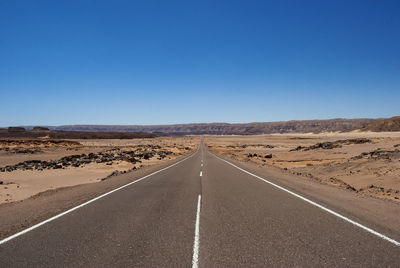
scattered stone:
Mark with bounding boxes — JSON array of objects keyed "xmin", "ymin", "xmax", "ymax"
[
  {"xmin": 290, "ymin": 138, "xmax": 371, "ymax": 152},
  {"xmin": 110, "ymin": 170, "xmax": 119, "ymax": 176},
  {"xmin": 351, "ymin": 149, "xmax": 400, "ymax": 161},
  {"xmin": 31, "ymin": 126, "xmax": 50, "ymax": 131},
  {"xmin": 290, "ymin": 146, "xmax": 306, "ymax": 151},
  {"xmin": 143, "ymin": 152, "xmax": 152, "ymax": 160},
  {"xmin": 228, "ymin": 144, "xmax": 274, "ymax": 149},
  {"xmin": 0, "ymin": 148, "xmax": 174, "ymax": 172},
  {"xmin": 0, "ymin": 139, "xmax": 81, "ymax": 147},
  {"xmin": 264, "ymin": 154, "xmax": 272, "ymax": 159},
  {"xmin": 0, "ymin": 147, "xmax": 42, "ymax": 154},
  {"xmin": 7, "ymin": 127, "xmax": 26, "ymax": 132}
]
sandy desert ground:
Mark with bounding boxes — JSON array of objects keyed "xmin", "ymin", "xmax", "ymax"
[
  {"xmin": 2, "ymin": 131, "xmax": 400, "ymax": 205},
  {"xmin": 205, "ymin": 132, "xmax": 400, "ymax": 203},
  {"xmin": 0, "ymin": 137, "xmax": 197, "ymax": 204}
]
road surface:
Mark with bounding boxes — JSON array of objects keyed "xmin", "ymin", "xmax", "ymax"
[{"xmin": 1, "ymin": 142, "xmax": 399, "ymax": 267}]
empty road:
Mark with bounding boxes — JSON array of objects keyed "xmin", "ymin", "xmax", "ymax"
[{"xmin": 1, "ymin": 142, "xmax": 399, "ymax": 267}]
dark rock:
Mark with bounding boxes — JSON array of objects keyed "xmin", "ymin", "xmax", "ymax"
[
  {"xmin": 0, "ymin": 147, "xmax": 174, "ymax": 172},
  {"xmin": 8, "ymin": 127, "xmax": 26, "ymax": 132},
  {"xmin": 290, "ymin": 146, "xmax": 306, "ymax": 152},
  {"xmin": 352, "ymin": 149, "xmax": 400, "ymax": 161},
  {"xmin": 143, "ymin": 151, "xmax": 154, "ymax": 160},
  {"xmin": 265, "ymin": 154, "xmax": 272, "ymax": 159},
  {"xmin": 346, "ymin": 185, "xmax": 357, "ymax": 191},
  {"xmin": 31, "ymin": 126, "xmax": 50, "ymax": 131},
  {"xmin": 290, "ymin": 138, "xmax": 371, "ymax": 152}
]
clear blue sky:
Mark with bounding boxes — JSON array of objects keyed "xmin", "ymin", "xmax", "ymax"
[{"xmin": 1, "ymin": 0, "xmax": 399, "ymax": 126}]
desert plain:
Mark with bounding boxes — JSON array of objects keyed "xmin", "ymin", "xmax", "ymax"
[
  {"xmin": 1, "ymin": 130, "xmax": 400, "ymax": 241},
  {"xmin": 2, "ymin": 131, "xmax": 400, "ymax": 206},
  {"xmin": 205, "ymin": 131, "xmax": 400, "ymax": 203},
  {"xmin": 0, "ymin": 137, "xmax": 197, "ymax": 204}
]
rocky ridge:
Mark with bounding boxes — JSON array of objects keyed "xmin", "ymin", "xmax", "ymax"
[{"xmin": 290, "ymin": 138, "xmax": 371, "ymax": 151}]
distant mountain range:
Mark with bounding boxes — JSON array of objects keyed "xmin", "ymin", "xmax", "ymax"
[
  {"xmin": 3, "ymin": 117, "xmax": 398, "ymax": 136},
  {"xmin": 17, "ymin": 118, "xmax": 387, "ymax": 135},
  {"xmin": 0, "ymin": 127, "xmax": 154, "ymax": 139},
  {"xmin": 356, "ymin": 116, "xmax": 400, "ymax": 132}
]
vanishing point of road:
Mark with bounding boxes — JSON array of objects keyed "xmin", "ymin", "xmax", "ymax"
[{"xmin": 1, "ymin": 142, "xmax": 399, "ymax": 267}]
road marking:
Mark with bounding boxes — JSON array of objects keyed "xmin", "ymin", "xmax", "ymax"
[
  {"xmin": 201, "ymin": 163, "xmax": 203, "ymax": 167},
  {"xmin": 200, "ymin": 171, "xmax": 203, "ymax": 177},
  {"xmin": 192, "ymin": 195, "xmax": 201, "ymax": 268},
  {"xmin": 0, "ymin": 147, "xmax": 200, "ymax": 246},
  {"xmin": 211, "ymin": 153, "xmax": 400, "ymax": 247}
]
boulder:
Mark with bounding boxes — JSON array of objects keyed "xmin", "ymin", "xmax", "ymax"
[
  {"xmin": 31, "ymin": 126, "xmax": 50, "ymax": 131},
  {"xmin": 7, "ymin": 127, "xmax": 26, "ymax": 132}
]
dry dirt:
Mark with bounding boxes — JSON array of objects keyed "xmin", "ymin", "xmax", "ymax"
[
  {"xmin": 205, "ymin": 132, "xmax": 400, "ymax": 203},
  {"xmin": 0, "ymin": 137, "xmax": 197, "ymax": 204}
]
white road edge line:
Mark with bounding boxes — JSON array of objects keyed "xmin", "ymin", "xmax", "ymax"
[
  {"xmin": 211, "ymin": 152, "xmax": 400, "ymax": 247},
  {"xmin": 200, "ymin": 171, "xmax": 203, "ymax": 177},
  {"xmin": 192, "ymin": 194, "xmax": 201, "ymax": 268},
  {"xmin": 0, "ymin": 147, "xmax": 200, "ymax": 246}
]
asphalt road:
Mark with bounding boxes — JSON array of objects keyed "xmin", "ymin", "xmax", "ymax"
[{"xmin": 1, "ymin": 142, "xmax": 399, "ymax": 267}]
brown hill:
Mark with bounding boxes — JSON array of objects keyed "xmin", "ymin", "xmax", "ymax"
[
  {"xmin": 52, "ymin": 118, "xmax": 377, "ymax": 135},
  {"xmin": 356, "ymin": 116, "xmax": 400, "ymax": 132}
]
